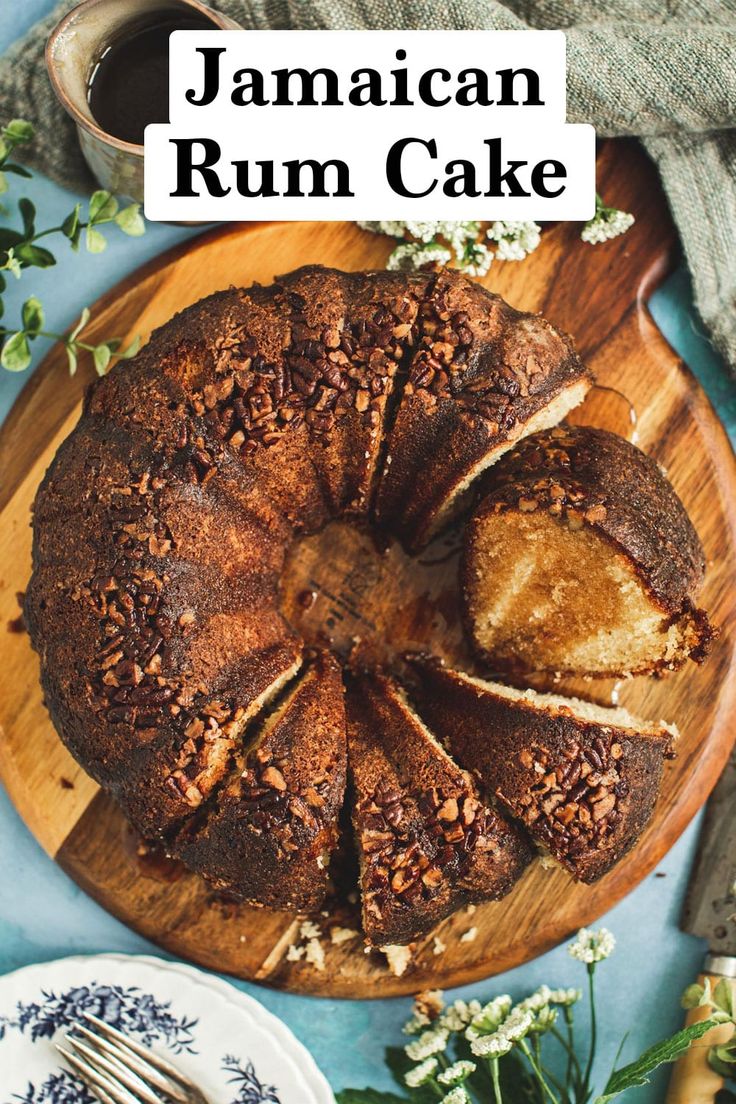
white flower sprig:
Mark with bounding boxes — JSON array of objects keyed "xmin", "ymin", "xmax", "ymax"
[
  {"xmin": 404, "ymin": 1056, "xmax": 438, "ymax": 1087},
  {"xmin": 581, "ymin": 194, "xmax": 635, "ymax": 244},
  {"xmin": 357, "ymin": 197, "xmax": 634, "ymax": 279},
  {"xmin": 568, "ymin": 926, "xmax": 616, "ymax": 965},
  {"xmin": 487, "ymin": 220, "xmax": 541, "ymax": 261},
  {"xmin": 404, "ymin": 1025, "xmax": 449, "ymax": 1062},
  {"xmin": 342, "ymin": 924, "xmax": 728, "ymax": 1104},
  {"xmin": 437, "ymin": 1060, "xmax": 477, "ymax": 1086}
]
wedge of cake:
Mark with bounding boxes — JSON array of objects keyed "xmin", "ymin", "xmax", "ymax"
[
  {"xmin": 374, "ymin": 270, "xmax": 592, "ymax": 551},
  {"xmin": 407, "ymin": 656, "xmax": 676, "ymax": 883},
  {"xmin": 173, "ymin": 651, "xmax": 346, "ymax": 910},
  {"xmin": 346, "ymin": 671, "xmax": 532, "ymax": 946},
  {"xmin": 462, "ymin": 425, "xmax": 713, "ymax": 677}
]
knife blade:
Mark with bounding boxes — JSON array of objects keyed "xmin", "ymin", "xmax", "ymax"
[
  {"xmin": 666, "ymin": 744, "xmax": 736, "ymax": 1103},
  {"xmin": 681, "ymin": 745, "xmax": 736, "ymax": 959}
]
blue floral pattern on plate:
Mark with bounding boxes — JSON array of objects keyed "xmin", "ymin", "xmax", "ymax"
[
  {"xmin": 0, "ymin": 982, "xmax": 197, "ymax": 1051},
  {"xmin": 0, "ymin": 958, "xmax": 324, "ymax": 1104}
]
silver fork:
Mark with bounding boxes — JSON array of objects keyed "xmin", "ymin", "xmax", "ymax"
[{"xmin": 55, "ymin": 1011, "xmax": 210, "ymax": 1104}]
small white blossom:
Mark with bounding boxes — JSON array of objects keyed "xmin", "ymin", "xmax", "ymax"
[
  {"xmin": 405, "ymin": 1057, "xmax": 438, "ymax": 1087},
  {"xmin": 357, "ymin": 220, "xmax": 408, "ymax": 238},
  {"xmin": 405, "ymin": 1026, "xmax": 449, "ymax": 1061},
  {"xmin": 468, "ymin": 1006, "xmax": 534, "ymax": 1057},
  {"xmin": 386, "ymin": 241, "xmax": 452, "ymax": 272},
  {"xmin": 487, "ymin": 220, "xmax": 541, "ymax": 261},
  {"xmin": 437, "ymin": 1060, "xmax": 476, "ymax": 1086},
  {"xmin": 440, "ymin": 999, "xmax": 482, "ymax": 1033},
  {"xmin": 581, "ymin": 204, "xmax": 634, "ymax": 244},
  {"xmin": 466, "ymin": 995, "xmax": 512, "ymax": 1039},
  {"xmin": 518, "ymin": 985, "xmax": 552, "ymax": 1013},
  {"xmin": 459, "ymin": 242, "xmax": 492, "ymax": 277},
  {"xmin": 503, "ymin": 1007, "xmax": 535, "ymax": 1043},
  {"xmin": 440, "ymin": 1089, "xmax": 471, "ymax": 1104},
  {"xmin": 529, "ymin": 1005, "xmax": 558, "ymax": 1033},
  {"xmin": 469, "ymin": 1032, "xmax": 513, "ymax": 1058},
  {"xmin": 549, "ymin": 987, "xmax": 582, "ymax": 1007},
  {"xmin": 568, "ymin": 926, "xmax": 616, "ymax": 964}
]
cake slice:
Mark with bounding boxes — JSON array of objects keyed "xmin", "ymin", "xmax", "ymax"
[
  {"xmin": 173, "ymin": 651, "xmax": 347, "ymax": 910},
  {"xmin": 407, "ymin": 656, "xmax": 677, "ymax": 883},
  {"xmin": 274, "ymin": 266, "xmax": 431, "ymax": 518},
  {"xmin": 346, "ymin": 672, "xmax": 532, "ymax": 946},
  {"xmin": 462, "ymin": 425, "xmax": 714, "ymax": 678},
  {"xmin": 374, "ymin": 271, "xmax": 592, "ymax": 551}
]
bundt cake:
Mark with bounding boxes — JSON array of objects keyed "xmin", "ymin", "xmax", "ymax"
[
  {"xmin": 462, "ymin": 425, "xmax": 714, "ymax": 678},
  {"xmin": 25, "ymin": 265, "xmax": 700, "ymax": 946},
  {"xmin": 407, "ymin": 656, "xmax": 677, "ymax": 882},
  {"xmin": 346, "ymin": 672, "xmax": 532, "ymax": 945}
]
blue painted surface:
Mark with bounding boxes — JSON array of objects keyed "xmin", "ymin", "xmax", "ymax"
[{"xmin": 1, "ymin": 7, "xmax": 735, "ymax": 1101}]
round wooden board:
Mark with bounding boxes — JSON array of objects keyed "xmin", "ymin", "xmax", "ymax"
[{"xmin": 1, "ymin": 140, "xmax": 735, "ymax": 998}]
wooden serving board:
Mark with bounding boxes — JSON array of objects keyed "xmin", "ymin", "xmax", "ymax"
[{"xmin": 2, "ymin": 140, "xmax": 736, "ymax": 998}]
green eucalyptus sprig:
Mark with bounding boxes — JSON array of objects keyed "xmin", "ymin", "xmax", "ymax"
[
  {"xmin": 337, "ymin": 928, "xmax": 728, "ymax": 1104},
  {"xmin": 0, "ymin": 118, "xmax": 145, "ymax": 374}
]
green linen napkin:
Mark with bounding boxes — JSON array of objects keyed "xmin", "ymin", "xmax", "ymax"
[{"xmin": 1, "ymin": 1, "xmax": 735, "ymax": 372}]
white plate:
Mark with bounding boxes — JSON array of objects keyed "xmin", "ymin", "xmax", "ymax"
[{"xmin": 0, "ymin": 953, "xmax": 334, "ymax": 1103}]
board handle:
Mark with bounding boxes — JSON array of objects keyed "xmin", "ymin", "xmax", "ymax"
[{"xmin": 666, "ymin": 959, "xmax": 736, "ymax": 1104}]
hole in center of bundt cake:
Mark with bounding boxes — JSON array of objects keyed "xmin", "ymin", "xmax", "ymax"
[{"xmin": 279, "ymin": 520, "xmax": 472, "ymax": 669}]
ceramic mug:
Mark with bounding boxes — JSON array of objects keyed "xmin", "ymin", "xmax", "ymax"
[{"xmin": 46, "ymin": 0, "xmax": 239, "ymax": 203}]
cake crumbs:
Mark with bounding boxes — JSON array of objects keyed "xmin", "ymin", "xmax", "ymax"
[
  {"xmin": 460, "ymin": 926, "xmax": 478, "ymax": 944},
  {"xmin": 285, "ymin": 919, "xmax": 327, "ymax": 970},
  {"xmin": 381, "ymin": 944, "xmax": 413, "ymax": 977},
  {"xmin": 331, "ymin": 926, "xmax": 360, "ymax": 946}
]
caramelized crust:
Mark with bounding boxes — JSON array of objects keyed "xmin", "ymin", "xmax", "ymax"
[
  {"xmin": 407, "ymin": 656, "xmax": 676, "ymax": 883},
  {"xmin": 347, "ymin": 672, "xmax": 531, "ymax": 945}
]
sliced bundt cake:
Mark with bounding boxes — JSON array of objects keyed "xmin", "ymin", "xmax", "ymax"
[
  {"xmin": 174, "ymin": 651, "xmax": 346, "ymax": 910},
  {"xmin": 28, "ymin": 265, "xmax": 699, "ymax": 941},
  {"xmin": 407, "ymin": 656, "xmax": 677, "ymax": 883},
  {"xmin": 462, "ymin": 425, "xmax": 713, "ymax": 677},
  {"xmin": 374, "ymin": 270, "xmax": 592, "ymax": 551},
  {"xmin": 346, "ymin": 672, "xmax": 532, "ymax": 946}
]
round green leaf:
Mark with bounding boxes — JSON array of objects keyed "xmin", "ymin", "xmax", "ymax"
[
  {"xmin": 62, "ymin": 204, "xmax": 82, "ymax": 249},
  {"xmin": 69, "ymin": 306, "xmax": 91, "ymax": 342},
  {"xmin": 15, "ymin": 242, "xmax": 56, "ymax": 268},
  {"xmin": 88, "ymin": 190, "xmax": 118, "ymax": 223},
  {"xmin": 21, "ymin": 296, "xmax": 44, "ymax": 336},
  {"xmin": 18, "ymin": 197, "xmax": 35, "ymax": 237},
  {"xmin": 93, "ymin": 343, "xmax": 112, "ymax": 375},
  {"xmin": 85, "ymin": 225, "xmax": 108, "ymax": 254},
  {"xmin": 115, "ymin": 203, "xmax": 145, "ymax": 237},
  {"xmin": 3, "ymin": 119, "xmax": 35, "ymax": 144},
  {"xmin": 1, "ymin": 330, "xmax": 31, "ymax": 372}
]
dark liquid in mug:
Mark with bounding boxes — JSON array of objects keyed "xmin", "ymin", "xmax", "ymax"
[{"xmin": 87, "ymin": 11, "xmax": 216, "ymax": 145}]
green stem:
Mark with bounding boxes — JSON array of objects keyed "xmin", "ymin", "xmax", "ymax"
[
  {"xmin": 581, "ymin": 966, "xmax": 597, "ymax": 1103},
  {"xmin": 490, "ymin": 1057, "xmax": 504, "ymax": 1104},
  {"xmin": 535, "ymin": 1036, "xmax": 570, "ymax": 1103},
  {"xmin": 551, "ymin": 1021, "xmax": 584, "ymax": 1096},
  {"xmin": 520, "ymin": 1040, "xmax": 559, "ymax": 1104}
]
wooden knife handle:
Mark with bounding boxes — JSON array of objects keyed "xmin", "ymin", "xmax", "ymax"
[{"xmin": 666, "ymin": 968, "xmax": 736, "ymax": 1104}]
